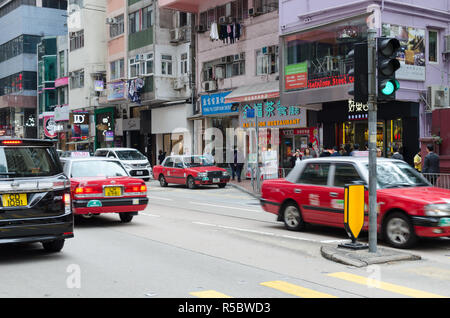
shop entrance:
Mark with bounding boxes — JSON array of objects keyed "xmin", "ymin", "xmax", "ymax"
[{"xmin": 281, "ymin": 134, "xmax": 309, "ymax": 168}]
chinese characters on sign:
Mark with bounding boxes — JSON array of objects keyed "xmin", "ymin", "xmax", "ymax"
[
  {"xmin": 241, "ymin": 101, "xmax": 307, "ymax": 129},
  {"xmin": 201, "ymin": 91, "xmax": 235, "ymax": 115}
]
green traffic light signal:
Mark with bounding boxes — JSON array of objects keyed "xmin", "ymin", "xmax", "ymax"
[{"xmin": 380, "ymin": 79, "xmax": 400, "ymax": 96}]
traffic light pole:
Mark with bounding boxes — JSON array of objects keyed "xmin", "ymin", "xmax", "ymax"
[{"xmin": 367, "ymin": 28, "xmax": 378, "ymax": 253}]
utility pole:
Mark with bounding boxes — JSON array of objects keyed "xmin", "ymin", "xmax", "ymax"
[{"xmin": 367, "ymin": 28, "xmax": 378, "ymax": 253}]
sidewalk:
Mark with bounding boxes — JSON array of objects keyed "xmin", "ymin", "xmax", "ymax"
[{"xmin": 228, "ymin": 178, "xmax": 261, "ymax": 199}]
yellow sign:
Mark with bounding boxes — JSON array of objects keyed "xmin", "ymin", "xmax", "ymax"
[{"xmin": 344, "ymin": 184, "xmax": 365, "ymax": 241}]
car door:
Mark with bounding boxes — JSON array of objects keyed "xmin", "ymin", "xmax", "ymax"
[
  {"xmin": 172, "ymin": 158, "xmax": 186, "ymax": 184},
  {"xmin": 294, "ymin": 162, "xmax": 332, "ymax": 225},
  {"xmin": 162, "ymin": 157, "xmax": 175, "ymax": 183},
  {"xmin": 328, "ymin": 163, "xmax": 367, "ymax": 227}
]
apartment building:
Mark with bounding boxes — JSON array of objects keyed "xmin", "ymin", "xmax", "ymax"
[{"xmin": 0, "ymin": 0, "xmax": 67, "ymax": 138}]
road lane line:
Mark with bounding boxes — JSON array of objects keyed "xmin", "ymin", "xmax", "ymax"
[
  {"xmin": 328, "ymin": 272, "xmax": 448, "ymax": 298},
  {"xmin": 189, "ymin": 201, "xmax": 261, "ymax": 212},
  {"xmin": 148, "ymin": 196, "xmax": 173, "ymax": 201},
  {"xmin": 190, "ymin": 290, "xmax": 232, "ymax": 298},
  {"xmin": 141, "ymin": 213, "xmax": 161, "ymax": 218},
  {"xmin": 192, "ymin": 222, "xmax": 320, "ymax": 243},
  {"xmin": 261, "ymin": 281, "xmax": 337, "ymax": 298}
]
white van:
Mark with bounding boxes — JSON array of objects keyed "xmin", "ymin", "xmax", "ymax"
[{"xmin": 95, "ymin": 148, "xmax": 152, "ymax": 181}]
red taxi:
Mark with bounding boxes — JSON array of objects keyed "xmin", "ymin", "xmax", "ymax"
[
  {"xmin": 153, "ymin": 155, "xmax": 231, "ymax": 189},
  {"xmin": 61, "ymin": 158, "xmax": 149, "ymax": 223},
  {"xmin": 260, "ymin": 157, "xmax": 450, "ymax": 249}
]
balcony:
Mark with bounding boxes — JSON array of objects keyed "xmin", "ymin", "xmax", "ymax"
[{"xmin": 158, "ymin": 0, "xmax": 209, "ymax": 13}]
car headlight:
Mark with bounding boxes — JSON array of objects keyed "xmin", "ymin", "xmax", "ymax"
[
  {"xmin": 198, "ymin": 172, "xmax": 208, "ymax": 178},
  {"xmin": 124, "ymin": 164, "xmax": 133, "ymax": 170},
  {"xmin": 424, "ymin": 204, "xmax": 450, "ymax": 217}
]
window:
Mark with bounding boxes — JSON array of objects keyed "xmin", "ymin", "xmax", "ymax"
[
  {"xmin": 110, "ymin": 14, "xmax": 124, "ymax": 38},
  {"xmin": 333, "ymin": 164, "xmax": 363, "ymax": 187},
  {"xmin": 254, "ymin": 0, "xmax": 278, "ymax": 13},
  {"xmin": 203, "ymin": 53, "xmax": 245, "ymax": 81},
  {"xmin": 161, "ymin": 55, "xmax": 173, "ymax": 75},
  {"xmin": 180, "ymin": 53, "xmax": 188, "ymax": 75},
  {"xmin": 144, "ymin": 53, "xmax": 154, "ymax": 75},
  {"xmin": 129, "ymin": 6, "xmax": 153, "ymax": 34},
  {"xmin": 297, "ymin": 163, "xmax": 330, "ymax": 185},
  {"xmin": 69, "ymin": 30, "xmax": 84, "ymax": 51},
  {"xmin": 42, "ymin": 0, "xmax": 67, "ymax": 9},
  {"xmin": 110, "ymin": 59, "xmax": 124, "ymax": 80},
  {"xmin": 129, "ymin": 58, "xmax": 140, "ymax": 78},
  {"xmin": 256, "ymin": 46, "xmax": 278, "ymax": 75},
  {"xmin": 70, "ymin": 70, "xmax": 84, "ymax": 89},
  {"xmin": 129, "ymin": 53, "xmax": 153, "ymax": 78},
  {"xmin": 58, "ymin": 51, "xmax": 65, "ymax": 77},
  {"xmin": 428, "ymin": 30, "xmax": 438, "ymax": 63},
  {"xmin": 163, "ymin": 157, "xmax": 174, "ymax": 167}
]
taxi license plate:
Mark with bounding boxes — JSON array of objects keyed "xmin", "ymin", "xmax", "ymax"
[
  {"xmin": 439, "ymin": 218, "xmax": 450, "ymax": 227},
  {"xmin": 2, "ymin": 194, "xmax": 27, "ymax": 207},
  {"xmin": 213, "ymin": 178, "xmax": 220, "ymax": 183},
  {"xmin": 105, "ymin": 187, "xmax": 122, "ymax": 197}
]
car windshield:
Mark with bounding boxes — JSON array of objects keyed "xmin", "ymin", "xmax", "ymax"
[
  {"xmin": 367, "ymin": 162, "xmax": 430, "ymax": 189},
  {"xmin": 182, "ymin": 156, "xmax": 214, "ymax": 167},
  {"xmin": 71, "ymin": 160, "xmax": 128, "ymax": 178},
  {"xmin": 115, "ymin": 150, "xmax": 147, "ymax": 160},
  {"xmin": 0, "ymin": 147, "xmax": 62, "ymax": 178}
]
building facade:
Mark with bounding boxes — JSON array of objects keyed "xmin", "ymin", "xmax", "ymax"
[
  {"xmin": 279, "ymin": 0, "xmax": 450, "ymax": 167},
  {"xmin": 0, "ymin": 0, "xmax": 67, "ymax": 139}
]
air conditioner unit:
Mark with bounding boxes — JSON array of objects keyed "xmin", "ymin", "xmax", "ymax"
[
  {"xmin": 444, "ymin": 35, "xmax": 450, "ymax": 54},
  {"xmin": 106, "ymin": 17, "xmax": 117, "ymax": 25},
  {"xmin": 427, "ymin": 85, "xmax": 450, "ymax": 110},
  {"xmin": 195, "ymin": 25, "xmax": 206, "ymax": 33},
  {"xmin": 249, "ymin": 7, "xmax": 263, "ymax": 16},
  {"xmin": 204, "ymin": 80, "xmax": 217, "ymax": 92},
  {"xmin": 173, "ymin": 78, "xmax": 185, "ymax": 90}
]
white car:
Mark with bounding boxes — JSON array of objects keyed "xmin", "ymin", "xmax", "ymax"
[{"xmin": 94, "ymin": 148, "xmax": 152, "ymax": 181}]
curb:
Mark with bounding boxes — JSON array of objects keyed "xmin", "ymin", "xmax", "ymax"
[
  {"xmin": 228, "ymin": 183, "xmax": 261, "ymax": 199},
  {"xmin": 320, "ymin": 245, "xmax": 421, "ymax": 268}
]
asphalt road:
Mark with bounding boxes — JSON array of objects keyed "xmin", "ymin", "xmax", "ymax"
[{"xmin": 0, "ymin": 181, "xmax": 449, "ymax": 299}]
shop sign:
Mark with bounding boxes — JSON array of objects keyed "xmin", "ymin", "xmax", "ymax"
[
  {"xmin": 348, "ymin": 99, "xmax": 368, "ymax": 121},
  {"xmin": 108, "ymin": 81, "xmax": 126, "ymax": 101},
  {"xmin": 285, "ymin": 62, "xmax": 308, "ymax": 90},
  {"xmin": 240, "ymin": 101, "xmax": 307, "ymax": 129},
  {"xmin": 382, "ymin": 24, "xmax": 425, "ymax": 81},
  {"xmin": 201, "ymin": 91, "xmax": 235, "ymax": 115},
  {"xmin": 105, "ymin": 130, "xmax": 114, "ymax": 142},
  {"xmin": 308, "ymin": 74, "xmax": 354, "ymax": 89},
  {"xmin": 54, "ymin": 104, "xmax": 70, "ymax": 122},
  {"xmin": 55, "ymin": 77, "xmax": 69, "ymax": 88},
  {"xmin": 43, "ymin": 115, "xmax": 57, "ymax": 139},
  {"xmin": 70, "ymin": 111, "xmax": 89, "ymax": 125},
  {"xmin": 94, "ymin": 80, "xmax": 105, "ymax": 92}
]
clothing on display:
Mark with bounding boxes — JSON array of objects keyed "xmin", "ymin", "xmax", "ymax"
[{"xmin": 213, "ymin": 22, "xmax": 242, "ymax": 43}]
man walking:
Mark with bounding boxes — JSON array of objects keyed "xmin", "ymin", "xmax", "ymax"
[{"xmin": 423, "ymin": 144, "xmax": 440, "ymax": 185}]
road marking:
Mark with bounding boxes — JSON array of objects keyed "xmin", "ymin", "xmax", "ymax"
[
  {"xmin": 406, "ymin": 267, "xmax": 450, "ymax": 281},
  {"xmin": 190, "ymin": 290, "xmax": 232, "ymax": 298},
  {"xmin": 193, "ymin": 222, "xmax": 330, "ymax": 243},
  {"xmin": 261, "ymin": 281, "xmax": 336, "ymax": 298},
  {"xmin": 141, "ymin": 213, "xmax": 161, "ymax": 218},
  {"xmin": 328, "ymin": 272, "xmax": 448, "ymax": 298},
  {"xmin": 148, "ymin": 196, "xmax": 173, "ymax": 201},
  {"xmin": 189, "ymin": 201, "xmax": 261, "ymax": 212}
]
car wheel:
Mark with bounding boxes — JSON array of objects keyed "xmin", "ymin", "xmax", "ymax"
[
  {"xmin": 159, "ymin": 175, "xmax": 168, "ymax": 187},
  {"xmin": 187, "ymin": 176, "xmax": 197, "ymax": 189},
  {"xmin": 383, "ymin": 212, "xmax": 418, "ymax": 249},
  {"xmin": 42, "ymin": 239, "xmax": 65, "ymax": 253},
  {"xmin": 282, "ymin": 202, "xmax": 305, "ymax": 231},
  {"xmin": 81, "ymin": 213, "xmax": 94, "ymax": 219},
  {"xmin": 218, "ymin": 183, "xmax": 227, "ymax": 188},
  {"xmin": 119, "ymin": 213, "xmax": 134, "ymax": 223}
]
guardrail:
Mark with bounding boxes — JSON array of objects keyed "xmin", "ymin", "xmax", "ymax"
[{"xmin": 422, "ymin": 173, "xmax": 450, "ymax": 189}]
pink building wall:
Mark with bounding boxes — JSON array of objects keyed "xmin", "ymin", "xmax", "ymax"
[{"xmin": 107, "ymin": 0, "xmax": 127, "ymax": 81}]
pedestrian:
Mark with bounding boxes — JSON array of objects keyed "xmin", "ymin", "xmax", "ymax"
[
  {"xmin": 414, "ymin": 149, "xmax": 422, "ymax": 172},
  {"xmin": 303, "ymin": 148, "xmax": 313, "ymax": 159},
  {"xmin": 158, "ymin": 150, "xmax": 166, "ymax": 165},
  {"xmin": 350, "ymin": 144, "xmax": 360, "ymax": 156},
  {"xmin": 330, "ymin": 146, "xmax": 341, "ymax": 156},
  {"xmin": 423, "ymin": 144, "xmax": 439, "ymax": 185},
  {"xmin": 320, "ymin": 146, "xmax": 331, "ymax": 157},
  {"xmin": 308, "ymin": 142, "xmax": 317, "ymax": 158},
  {"xmin": 343, "ymin": 144, "xmax": 352, "ymax": 156},
  {"xmin": 391, "ymin": 145, "xmax": 404, "ymax": 161},
  {"xmin": 234, "ymin": 148, "xmax": 244, "ymax": 182},
  {"xmin": 377, "ymin": 148, "xmax": 383, "ymax": 158}
]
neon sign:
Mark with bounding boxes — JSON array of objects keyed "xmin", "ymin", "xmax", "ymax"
[{"xmin": 308, "ymin": 74, "xmax": 354, "ymax": 89}]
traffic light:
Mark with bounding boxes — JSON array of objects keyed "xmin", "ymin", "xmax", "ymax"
[
  {"xmin": 347, "ymin": 42, "xmax": 369, "ymax": 104},
  {"xmin": 377, "ymin": 37, "xmax": 401, "ymax": 102}
]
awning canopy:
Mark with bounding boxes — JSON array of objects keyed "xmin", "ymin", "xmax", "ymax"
[{"xmin": 224, "ymin": 81, "xmax": 279, "ymax": 104}]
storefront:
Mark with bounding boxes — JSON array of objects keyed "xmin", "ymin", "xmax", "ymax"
[
  {"xmin": 94, "ymin": 107, "xmax": 114, "ymax": 150},
  {"xmin": 319, "ymin": 99, "xmax": 419, "ymax": 164}
]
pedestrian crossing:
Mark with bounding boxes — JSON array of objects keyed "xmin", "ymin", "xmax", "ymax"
[{"xmin": 189, "ymin": 271, "xmax": 449, "ymax": 298}]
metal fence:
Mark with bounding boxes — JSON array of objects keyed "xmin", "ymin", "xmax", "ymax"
[{"xmin": 422, "ymin": 173, "xmax": 450, "ymax": 189}]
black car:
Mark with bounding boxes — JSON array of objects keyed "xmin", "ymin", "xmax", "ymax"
[{"xmin": 0, "ymin": 139, "xmax": 73, "ymax": 252}]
